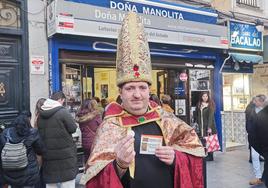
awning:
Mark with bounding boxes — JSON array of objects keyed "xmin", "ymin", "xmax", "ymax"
[
  {"xmin": 219, "ymin": 52, "xmax": 263, "ymax": 73},
  {"xmin": 229, "ymin": 52, "xmax": 263, "ymax": 64}
]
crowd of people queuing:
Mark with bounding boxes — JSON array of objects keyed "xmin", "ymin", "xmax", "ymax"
[{"xmin": 0, "ymin": 89, "xmax": 177, "ymax": 188}]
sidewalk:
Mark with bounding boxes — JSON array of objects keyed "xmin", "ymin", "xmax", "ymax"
[
  {"xmin": 76, "ymin": 146, "xmax": 266, "ymax": 188},
  {"xmin": 207, "ymin": 146, "xmax": 265, "ymax": 188}
]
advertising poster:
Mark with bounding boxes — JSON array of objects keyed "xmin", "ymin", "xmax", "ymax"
[
  {"xmin": 175, "ymin": 99, "xmax": 186, "ymax": 116},
  {"xmin": 101, "ymin": 84, "xmax": 108, "ymax": 98},
  {"xmin": 30, "ymin": 56, "xmax": 45, "ymax": 75},
  {"xmin": 189, "ymin": 69, "xmax": 210, "ymax": 91}
]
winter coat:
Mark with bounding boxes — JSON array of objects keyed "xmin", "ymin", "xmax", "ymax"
[
  {"xmin": 76, "ymin": 111, "xmax": 102, "ymax": 152},
  {"xmin": 245, "ymin": 102, "xmax": 256, "ymax": 134},
  {"xmin": 0, "ymin": 127, "xmax": 43, "ymax": 186},
  {"xmin": 37, "ymin": 99, "xmax": 78, "ymax": 183},
  {"xmin": 249, "ymin": 105, "xmax": 268, "ymax": 159},
  {"xmin": 195, "ymin": 105, "xmax": 217, "ymax": 137}
]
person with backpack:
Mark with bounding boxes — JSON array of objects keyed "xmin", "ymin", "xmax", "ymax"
[{"xmin": 0, "ymin": 114, "xmax": 44, "ymax": 188}]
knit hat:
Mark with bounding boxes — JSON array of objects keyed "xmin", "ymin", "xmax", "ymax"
[{"xmin": 116, "ymin": 12, "xmax": 152, "ymax": 86}]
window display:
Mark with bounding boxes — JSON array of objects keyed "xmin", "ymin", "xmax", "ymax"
[
  {"xmin": 62, "ymin": 64, "xmax": 82, "ymax": 117},
  {"xmin": 189, "ymin": 69, "xmax": 210, "ymax": 91},
  {"xmin": 223, "ymin": 73, "xmax": 252, "ymax": 111}
]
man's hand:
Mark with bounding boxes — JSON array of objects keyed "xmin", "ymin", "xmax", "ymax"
[
  {"xmin": 114, "ymin": 135, "xmax": 135, "ymax": 172},
  {"xmin": 155, "ymin": 146, "xmax": 175, "ymax": 165}
]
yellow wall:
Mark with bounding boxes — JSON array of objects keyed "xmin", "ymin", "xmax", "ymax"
[
  {"xmin": 94, "ymin": 68, "xmax": 163, "ymax": 101},
  {"xmin": 94, "ymin": 68, "xmax": 118, "ymax": 101}
]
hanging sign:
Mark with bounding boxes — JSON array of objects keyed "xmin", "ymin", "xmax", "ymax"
[
  {"xmin": 229, "ymin": 20, "xmax": 263, "ymax": 51},
  {"xmin": 31, "ymin": 56, "xmax": 45, "ymax": 75}
]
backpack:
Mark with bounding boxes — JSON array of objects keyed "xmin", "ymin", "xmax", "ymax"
[{"xmin": 1, "ymin": 129, "xmax": 28, "ymax": 170}]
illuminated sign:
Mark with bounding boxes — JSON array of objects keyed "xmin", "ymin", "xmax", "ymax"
[{"xmin": 229, "ymin": 20, "xmax": 263, "ymax": 51}]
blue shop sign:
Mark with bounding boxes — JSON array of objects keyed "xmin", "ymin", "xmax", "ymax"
[
  {"xmin": 65, "ymin": 0, "xmax": 217, "ymax": 24},
  {"xmin": 229, "ymin": 20, "xmax": 263, "ymax": 51}
]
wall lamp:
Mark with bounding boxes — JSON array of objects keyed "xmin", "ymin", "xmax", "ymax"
[{"xmin": 256, "ymin": 19, "xmax": 264, "ymax": 32}]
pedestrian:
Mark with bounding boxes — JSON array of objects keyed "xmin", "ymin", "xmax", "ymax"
[
  {"xmin": 80, "ymin": 12, "xmax": 205, "ymax": 188},
  {"xmin": 37, "ymin": 91, "xmax": 78, "ymax": 188},
  {"xmin": 100, "ymin": 98, "xmax": 109, "ymax": 118},
  {"xmin": 33, "ymin": 98, "xmax": 46, "ymax": 128},
  {"xmin": 100, "ymin": 98, "xmax": 108, "ymax": 109},
  {"xmin": 248, "ymin": 94, "xmax": 267, "ymax": 186},
  {"xmin": 76, "ymin": 99, "xmax": 102, "ymax": 161},
  {"xmin": 245, "ymin": 98, "xmax": 255, "ymax": 163},
  {"xmin": 93, "ymin": 97, "xmax": 104, "ymax": 115},
  {"xmin": 149, "ymin": 93, "xmax": 161, "ymax": 106},
  {"xmin": 195, "ymin": 91, "xmax": 217, "ymax": 161},
  {"xmin": 0, "ymin": 114, "xmax": 44, "ymax": 188},
  {"xmin": 161, "ymin": 94, "xmax": 174, "ymax": 113},
  {"xmin": 33, "ymin": 98, "xmax": 46, "ymax": 188}
]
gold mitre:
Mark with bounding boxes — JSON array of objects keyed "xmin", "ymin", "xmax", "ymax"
[{"xmin": 116, "ymin": 12, "xmax": 152, "ymax": 86}]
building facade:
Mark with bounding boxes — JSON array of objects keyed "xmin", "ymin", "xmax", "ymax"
[
  {"xmin": 17, "ymin": 0, "xmax": 267, "ymax": 151},
  {"xmin": 0, "ymin": 0, "xmax": 29, "ymax": 127},
  {"xmin": 191, "ymin": 0, "xmax": 268, "ymax": 147},
  {"xmin": 45, "ymin": 0, "xmax": 230, "ymax": 150}
]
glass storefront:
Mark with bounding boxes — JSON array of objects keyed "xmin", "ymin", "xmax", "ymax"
[
  {"xmin": 60, "ymin": 62, "xmax": 214, "ymax": 126},
  {"xmin": 61, "ymin": 63, "xmax": 164, "ymax": 116},
  {"xmin": 223, "ymin": 73, "xmax": 252, "ymax": 111}
]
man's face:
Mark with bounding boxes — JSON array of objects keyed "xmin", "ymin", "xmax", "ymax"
[
  {"xmin": 254, "ymin": 97, "xmax": 264, "ymax": 108},
  {"xmin": 120, "ymin": 82, "xmax": 150, "ymax": 116}
]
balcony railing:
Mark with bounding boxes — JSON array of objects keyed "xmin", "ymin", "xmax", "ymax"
[{"xmin": 236, "ymin": 0, "xmax": 259, "ymax": 8}]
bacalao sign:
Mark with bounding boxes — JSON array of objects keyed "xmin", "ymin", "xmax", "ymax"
[
  {"xmin": 47, "ymin": 0, "xmax": 228, "ymax": 49},
  {"xmin": 229, "ymin": 20, "xmax": 263, "ymax": 51}
]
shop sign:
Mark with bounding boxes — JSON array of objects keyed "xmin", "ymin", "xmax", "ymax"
[
  {"xmin": 47, "ymin": 0, "xmax": 56, "ymax": 37},
  {"xmin": 64, "ymin": 0, "xmax": 217, "ymax": 24},
  {"xmin": 57, "ymin": 13, "xmax": 74, "ymax": 32},
  {"xmin": 31, "ymin": 56, "xmax": 45, "ymax": 75},
  {"xmin": 47, "ymin": 0, "xmax": 228, "ymax": 49},
  {"xmin": 229, "ymin": 20, "xmax": 263, "ymax": 51}
]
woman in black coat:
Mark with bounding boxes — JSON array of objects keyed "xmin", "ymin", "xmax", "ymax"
[
  {"xmin": 0, "ymin": 114, "xmax": 44, "ymax": 188},
  {"xmin": 195, "ymin": 91, "xmax": 217, "ymax": 161}
]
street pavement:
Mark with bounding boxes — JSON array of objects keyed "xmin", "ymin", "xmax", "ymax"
[
  {"xmin": 75, "ymin": 146, "xmax": 266, "ymax": 188},
  {"xmin": 207, "ymin": 146, "xmax": 265, "ymax": 188}
]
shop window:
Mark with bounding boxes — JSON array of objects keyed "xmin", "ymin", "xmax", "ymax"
[
  {"xmin": 223, "ymin": 73, "xmax": 252, "ymax": 111},
  {"xmin": 0, "ymin": 1, "xmax": 21, "ymax": 28}
]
